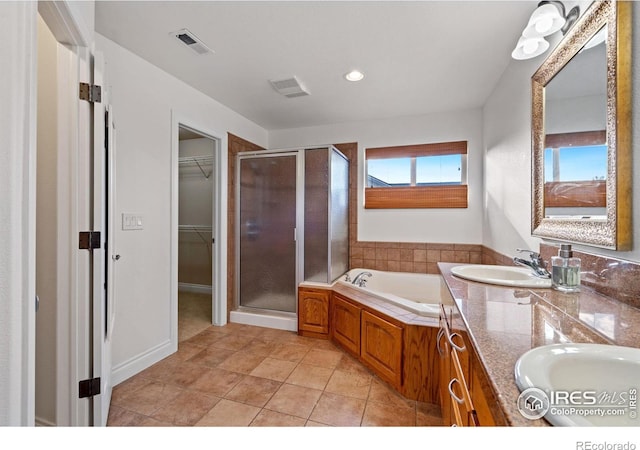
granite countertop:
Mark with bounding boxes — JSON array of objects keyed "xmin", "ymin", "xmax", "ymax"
[{"xmin": 437, "ymin": 262, "xmax": 640, "ymax": 427}]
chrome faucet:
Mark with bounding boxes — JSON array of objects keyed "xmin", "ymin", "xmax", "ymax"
[
  {"xmin": 352, "ymin": 271, "xmax": 372, "ymax": 287},
  {"xmin": 513, "ymin": 249, "xmax": 551, "ymax": 278}
]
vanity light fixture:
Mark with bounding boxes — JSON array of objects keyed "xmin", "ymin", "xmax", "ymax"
[
  {"xmin": 344, "ymin": 70, "xmax": 365, "ymax": 82},
  {"xmin": 511, "ymin": 1, "xmax": 580, "ymax": 60}
]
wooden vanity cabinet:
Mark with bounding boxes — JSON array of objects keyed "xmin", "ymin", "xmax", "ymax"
[
  {"xmin": 298, "ymin": 287, "xmax": 330, "ymax": 339},
  {"xmin": 438, "ymin": 304, "xmax": 504, "ymax": 426}
]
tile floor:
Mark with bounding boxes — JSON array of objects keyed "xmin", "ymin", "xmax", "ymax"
[{"xmin": 107, "ymin": 293, "xmax": 443, "ymax": 427}]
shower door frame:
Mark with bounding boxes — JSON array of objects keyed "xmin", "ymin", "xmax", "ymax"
[{"xmin": 235, "ymin": 149, "xmax": 305, "ymax": 316}]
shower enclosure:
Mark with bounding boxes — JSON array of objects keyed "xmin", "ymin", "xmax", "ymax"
[{"xmin": 236, "ymin": 146, "xmax": 349, "ymax": 323}]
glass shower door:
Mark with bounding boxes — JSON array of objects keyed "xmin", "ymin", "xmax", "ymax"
[{"xmin": 238, "ymin": 154, "xmax": 298, "ymax": 313}]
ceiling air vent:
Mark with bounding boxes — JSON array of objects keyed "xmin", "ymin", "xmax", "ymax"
[
  {"xmin": 269, "ymin": 76, "xmax": 310, "ymax": 98},
  {"xmin": 171, "ymin": 28, "xmax": 213, "ymax": 55}
]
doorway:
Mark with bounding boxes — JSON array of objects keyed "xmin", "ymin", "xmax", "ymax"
[
  {"xmin": 177, "ymin": 126, "xmax": 216, "ymax": 341},
  {"xmin": 171, "ymin": 116, "xmax": 224, "ymax": 349}
]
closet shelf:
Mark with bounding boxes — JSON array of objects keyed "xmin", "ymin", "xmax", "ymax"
[
  {"xmin": 179, "ymin": 155, "xmax": 214, "ymax": 178},
  {"xmin": 179, "ymin": 225, "xmax": 212, "ymax": 232}
]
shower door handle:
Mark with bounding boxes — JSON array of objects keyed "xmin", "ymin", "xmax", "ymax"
[{"xmin": 293, "ymin": 228, "xmax": 297, "ymax": 242}]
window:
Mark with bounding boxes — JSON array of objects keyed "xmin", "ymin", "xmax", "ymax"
[
  {"xmin": 364, "ymin": 141, "xmax": 468, "ymax": 209},
  {"xmin": 543, "ymin": 131, "xmax": 607, "ymax": 208}
]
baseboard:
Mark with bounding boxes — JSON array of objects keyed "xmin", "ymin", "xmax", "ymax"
[
  {"xmin": 178, "ymin": 282, "xmax": 212, "ymax": 295},
  {"xmin": 230, "ymin": 310, "xmax": 297, "ymax": 332},
  {"xmin": 111, "ymin": 339, "xmax": 175, "ymax": 386},
  {"xmin": 35, "ymin": 416, "xmax": 55, "ymax": 427}
]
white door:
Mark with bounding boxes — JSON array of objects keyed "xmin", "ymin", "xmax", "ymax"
[{"xmin": 91, "ymin": 51, "xmax": 114, "ymax": 426}]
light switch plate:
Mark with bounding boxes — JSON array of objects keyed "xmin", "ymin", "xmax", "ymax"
[{"xmin": 122, "ymin": 213, "xmax": 143, "ymax": 230}]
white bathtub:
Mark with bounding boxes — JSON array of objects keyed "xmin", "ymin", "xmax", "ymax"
[{"xmin": 336, "ymin": 268, "xmax": 454, "ymax": 317}]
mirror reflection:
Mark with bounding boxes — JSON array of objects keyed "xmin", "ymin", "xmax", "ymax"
[{"xmin": 543, "ymin": 25, "xmax": 608, "ymax": 219}]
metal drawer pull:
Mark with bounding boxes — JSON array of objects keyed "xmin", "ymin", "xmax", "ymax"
[
  {"xmin": 436, "ymin": 327, "xmax": 445, "ymax": 356},
  {"xmin": 448, "ymin": 378, "xmax": 465, "ymax": 405},
  {"xmin": 447, "ymin": 332, "xmax": 466, "ymax": 352}
]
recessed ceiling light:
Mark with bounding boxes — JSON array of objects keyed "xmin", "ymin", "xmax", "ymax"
[{"xmin": 344, "ymin": 70, "xmax": 365, "ymax": 82}]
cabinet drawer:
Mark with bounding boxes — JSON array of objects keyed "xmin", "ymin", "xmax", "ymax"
[
  {"xmin": 361, "ymin": 310, "xmax": 403, "ymax": 388},
  {"xmin": 331, "ymin": 294, "xmax": 361, "ymax": 356}
]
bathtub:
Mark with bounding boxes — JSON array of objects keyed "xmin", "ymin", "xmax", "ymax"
[{"xmin": 335, "ymin": 268, "xmax": 454, "ymax": 317}]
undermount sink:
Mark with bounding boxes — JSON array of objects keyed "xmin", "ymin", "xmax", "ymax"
[
  {"xmin": 450, "ymin": 264, "xmax": 552, "ymax": 288},
  {"xmin": 514, "ymin": 343, "xmax": 640, "ymax": 426}
]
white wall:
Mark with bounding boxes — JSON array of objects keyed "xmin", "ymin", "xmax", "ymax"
[
  {"xmin": 482, "ymin": 1, "xmax": 640, "ymax": 262},
  {"xmin": 95, "ymin": 34, "xmax": 268, "ymax": 384},
  {"xmin": 269, "ymin": 109, "xmax": 484, "ymax": 244}
]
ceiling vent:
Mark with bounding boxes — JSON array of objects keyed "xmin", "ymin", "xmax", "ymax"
[
  {"xmin": 269, "ymin": 76, "xmax": 310, "ymax": 98},
  {"xmin": 171, "ymin": 28, "xmax": 213, "ymax": 55}
]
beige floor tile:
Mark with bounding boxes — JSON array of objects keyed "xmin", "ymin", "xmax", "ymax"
[
  {"xmin": 361, "ymin": 401, "xmax": 416, "ymax": 427},
  {"xmin": 269, "ymin": 342, "xmax": 311, "ymax": 362},
  {"xmin": 195, "ymin": 399, "xmax": 260, "ymax": 426},
  {"xmin": 300, "ymin": 348, "xmax": 343, "ymax": 369},
  {"xmin": 217, "ymin": 350, "xmax": 266, "ymax": 374},
  {"xmin": 110, "ymin": 376, "xmax": 152, "ymax": 406},
  {"xmin": 308, "ymin": 339, "xmax": 341, "ymax": 351},
  {"xmin": 224, "ymin": 375, "xmax": 282, "ymax": 407},
  {"xmin": 250, "ymin": 357, "xmax": 297, "ymax": 382},
  {"xmin": 264, "ymin": 383, "xmax": 323, "ymax": 419},
  {"xmin": 106, "ymin": 405, "xmax": 151, "ymax": 426},
  {"xmin": 150, "ymin": 390, "xmax": 220, "ymax": 426},
  {"xmin": 187, "ymin": 347, "xmax": 236, "ymax": 368},
  {"xmin": 250, "ymin": 409, "xmax": 307, "ymax": 427},
  {"xmin": 212, "ymin": 333, "xmax": 254, "ymax": 351},
  {"xmin": 174, "ymin": 342, "xmax": 211, "ymax": 362},
  {"xmin": 244, "ymin": 338, "xmax": 280, "ymax": 356},
  {"xmin": 305, "ymin": 420, "xmax": 331, "ymax": 427},
  {"xmin": 184, "ymin": 330, "xmax": 225, "ymax": 348},
  {"xmin": 416, "ymin": 402, "xmax": 444, "ymax": 426},
  {"xmin": 335, "ymin": 354, "xmax": 373, "ymax": 376},
  {"xmin": 188, "ymin": 367, "xmax": 245, "ymax": 397},
  {"xmin": 164, "ymin": 362, "xmax": 212, "ymax": 389},
  {"xmin": 285, "ymin": 363, "xmax": 333, "ymax": 390},
  {"xmin": 112, "ymin": 380, "xmax": 183, "ymax": 416},
  {"xmin": 324, "ymin": 369, "xmax": 372, "ymax": 400},
  {"xmin": 308, "ymin": 392, "xmax": 366, "ymax": 426},
  {"xmin": 368, "ymin": 378, "xmax": 416, "ymax": 410}
]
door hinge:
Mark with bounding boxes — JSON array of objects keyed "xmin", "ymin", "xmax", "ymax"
[
  {"xmin": 79, "ymin": 231, "xmax": 101, "ymax": 250},
  {"xmin": 79, "ymin": 377, "xmax": 101, "ymax": 398},
  {"xmin": 79, "ymin": 82, "xmax": 102, "ymax": 103}
]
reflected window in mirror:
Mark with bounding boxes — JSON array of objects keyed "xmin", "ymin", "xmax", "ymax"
[{"xmin": 542, "ymin": 24, "xmax": 608, "ymax": 219}]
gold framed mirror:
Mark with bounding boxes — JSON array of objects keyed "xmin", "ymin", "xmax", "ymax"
[{"xmin": 531, "ymin": 0, "xmax": 631, "ymax": 250}]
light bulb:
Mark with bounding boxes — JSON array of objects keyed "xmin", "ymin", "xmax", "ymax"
[
  {"xmin": 535, "ymin": 17, "xmax": 553, "ymax": 34},
  {"xmin": 523, "ymin": 39, "xmax": 539, "ymax": 55}
]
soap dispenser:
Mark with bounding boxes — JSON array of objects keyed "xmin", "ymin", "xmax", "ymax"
[{"xmin": 551, "ymin": 244, "xmax": 581, "ymax": 292}]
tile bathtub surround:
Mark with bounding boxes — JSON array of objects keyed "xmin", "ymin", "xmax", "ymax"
[
  {"xmin": 539, "ymin": 243, "xmax": 640, "ymax": 310},
  {"xmin": 349, "ymin": 242, "xmax": 483, "ymax": 274},
  {"xmin": 107, "ymin": 322, "xmax": 443, "ymax": 427}
]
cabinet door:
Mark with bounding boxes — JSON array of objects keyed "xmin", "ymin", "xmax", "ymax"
[
  {"xmin": 360, "ymin": 310, "xmax": 403, "ymax": 388},
  {"xmin": 331, "ymin": 294, "xmax": 361, "ymax": 356},
  {"xmin": 298, "ymin": 288, "xmax": 329, "ymax": 337}
]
